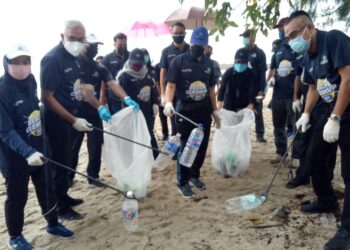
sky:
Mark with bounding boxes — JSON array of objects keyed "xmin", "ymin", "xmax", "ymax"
[{"xmin": 0, "ymin": 0, "xmax": 347, "ymax": 80}]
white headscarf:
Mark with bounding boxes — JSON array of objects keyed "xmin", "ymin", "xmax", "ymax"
[{"xmin": 116, "ymin": 59, "xmax": 148, "ymax": 81}]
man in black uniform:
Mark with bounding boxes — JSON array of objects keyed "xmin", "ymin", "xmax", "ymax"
[
  {"xmin": 0, "ymin": 44, "xmax": 74, "ymax": 249},
  {"xmin": 163, "ymin": 27, "xmax": 221, "ymax": 199},
  {"xmin": 159, "ymin": 22, "xmax": 189, "ymax": 139},
  {"xmin": 40, "ymin": 20, "xmax": 91, "ymax": 220},
  {"xmin": 70, "ymin": 33, "xmax": 136, "ymax": 187},
  {"xmin": 285, "ymin": 10, "xmax": 350, "ymax": 249},
  {"xmin": 102, "ymin": 33, "xmax": 129, "ymax": 114},
  {"xmin": 240, "ymin": 29, "xmax": 267, "ymax": 143},
  {"xmin": 217, "ymin": 48, "xmax": 257, "ymax": 111},
  {"xmin": 268, "ymin": 18, "xmax": 302, "ymax": 164}
]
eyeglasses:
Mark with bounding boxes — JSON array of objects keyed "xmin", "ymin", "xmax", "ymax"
[{"xmin": 286, "ymin": 24, "xmax": 308, "ymax": 41}]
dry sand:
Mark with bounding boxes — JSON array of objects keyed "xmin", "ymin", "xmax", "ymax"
[{"xmin": 0, "ymin": 92, "xmax": 344, "ymax": 250}]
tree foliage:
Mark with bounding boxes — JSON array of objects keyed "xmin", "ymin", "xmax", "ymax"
[{"xmin": 180, "ymin": 0, "xmax": 350, "ymax": 40}]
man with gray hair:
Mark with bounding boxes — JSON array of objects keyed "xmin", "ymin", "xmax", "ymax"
[{"xmin": 40, "ymin": 20, "xmax": 89, "ymax": 220}]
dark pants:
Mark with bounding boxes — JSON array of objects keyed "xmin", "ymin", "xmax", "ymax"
[
  {"xmin": 144, "ymin": 112, "xmax": 159, "ymax": 159},
  {"xmin": 70, "ymin": 110, "xmax": 103, "ymax": 180},
  {"xmin": 107, "ymin": 89, "xmax": 122, "ymax": 115},
  {"xmin": 159, "ymin": 105, "xmax": 169, "ymax": 137},
  {"xmin": 175, "ymin": 104, "xmax": 212, "ymax": 186},
  {"xmin": 271, "ymin": 98, "xmax": 294, "ymax": 155},
  {"xmin": 5, "ymin": 166, "xmax": 58, "ymax": 237},
  {"xmin": 44, "ymin": 108, "xmax": 74, "ymax": 213},
  {"xmin": 255, "ymin": 101, "xmax": 265, "ymax": 139}
]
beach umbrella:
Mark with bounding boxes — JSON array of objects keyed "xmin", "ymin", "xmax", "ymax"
[
  {"xmin": 165, "ymin": 6, "xmax": 216, "ymax": 30},
  {"xmin": 127, "ymin": 21, "xmax": 171, "ymax": 38}
]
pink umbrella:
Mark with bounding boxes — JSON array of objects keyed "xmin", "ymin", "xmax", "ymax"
[
  {"xmin": 165, "ymin": 7, "xmax": 216, "ymax": 30},
  {"xmin": 128, "ymin": 21, "xmax": 171, "ymax": 37}
]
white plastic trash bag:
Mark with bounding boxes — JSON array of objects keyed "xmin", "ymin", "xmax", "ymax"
[
  {"xmin": 102, "ymin": 107, "xmax": 154, "ymax": 198},
  {"xmin": 211, "ymin": 108, "xmax": 255, "ymax": 177}
]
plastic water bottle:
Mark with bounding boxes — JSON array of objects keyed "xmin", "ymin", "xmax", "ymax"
[
  {"xmin": 179, "ymin": 124, "xmax": 204, "ymax": 168},
  {"xmin": 225, "ymin": 193, "xmax": 266, "ymax": 214},
  {"xmin": 153, "ymin": 133, "xmax": 181, "ymax": 171},
  {"xmin": 121, "ymin": 191, "xmax": 139, "ymax": 232}
]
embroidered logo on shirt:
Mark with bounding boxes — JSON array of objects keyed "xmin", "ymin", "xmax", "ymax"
[
  {"xmin": 25, "ymin": 110, "xmax": 42, "ymax": 137},
  {"xmin": 317, "ymin": 78, "xmax": 337, "ymax": 103},
  {"xmin": 204, "ymin": 67, "xmax": 211, "ymax": 74},
  {"xmin": 186, "ymin": 81, "xmax": 207, "ymax": 101},
  {"xmin": 92, "ymin": 71, "xmax": 99, "ymax": 77},
  {"xmin": 14, "ymin": 100, "xmax": 24, "ymax": 107},
  {"xmin": 277, "ymin": 60, "xmax": 293, "ymax": 77},
  {"xmin": 137, "ymin": 86, "xmax": 151, "ymax": 102},
  {"xmin": 181, "ymin": 68, "xmax": 192, "ymax": 73},
  {"xmin": 320, "ymin": 55, "xmax": 328, "ymax": 65},
  {"xmin": 64, "ymin": 67, "xmax": 73, "ymax": 73},
  {"xmin": 250, "ymin": 53, "xmax": 257, "ymax": 58}
]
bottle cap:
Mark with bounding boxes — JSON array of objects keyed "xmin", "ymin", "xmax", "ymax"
[
  {"xmin": 198, "ymin": 123, "xmax": 204, "ymax": 129},
  {"xmin": 126, "ymin": 191, "xmax": 134, "ymax": 198}
]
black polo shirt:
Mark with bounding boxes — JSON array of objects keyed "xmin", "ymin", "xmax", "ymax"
[
  {"xmin": 118, "ymin": 72, "xmax": 157, "ymax": 117},
  {"xmin": 102, "ymin": 50, "xmax": 129, "ymax": 78},
  {"xmin": 271, "ymin": 42, "xmax": 300, "ymax": 99},
  {"xmin": 0, "ymin": 74, "xmax": 43, "ymax": 173},
  {"xmin": 40, "ymin": 42, "xmax": 82, "ymax": 113},
  {"xmin": 166, "ymin": 53, "xmax": 216, "ymax": 112},
  {"xmin": 159, "ymin": 42, "xmax": 189, "ymax": 71},
  {"xmin": 303, "ymin": 30, "xmax": 350, "ymax": 120},
  {"xmin": 78, "ymin": 56, "xmax": 114, "ymax": 112},
  {"xmin": 243, "ymin": 45, "xmax": 267, "ymax": 91}
]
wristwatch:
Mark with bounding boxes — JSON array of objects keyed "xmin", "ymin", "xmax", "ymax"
[{"xmin": 329, "ymin": 113, "xmax": 341, "ymax": 122}]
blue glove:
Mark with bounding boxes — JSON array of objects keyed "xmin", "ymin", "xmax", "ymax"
[
  {"xmin": 124, "ymin": 96, "xmax": 140, "ymax": 111},
  {"xmin": 98, "ymin": 105, "xmax": 112, "ymax": 122}
]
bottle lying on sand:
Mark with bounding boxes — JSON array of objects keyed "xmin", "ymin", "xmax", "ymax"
[{"xmin": 225, "ymin": 193, "xmax": 266, "ymax": 214}]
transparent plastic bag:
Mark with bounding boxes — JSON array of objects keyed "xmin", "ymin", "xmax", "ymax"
[
  {"xmin": 211, "ymin": 108, "xmax": 255, "ymax": 176},
  {"xmin": 102, "ymin": 107, "xmax": 154, "ymax": 198}
]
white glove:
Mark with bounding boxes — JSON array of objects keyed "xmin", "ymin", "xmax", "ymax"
[
  {"xmin": 161, "ymin": 95, "xmax": 166, "ymax": 107},
  {"xmin": 296, "ymin": 113, "xmax": 310, "ymax": 132},
  {"xmin": 292, "ymin": 99, "xmax": 302, "ymax": 113},
  {"xmin": 26, "ymin": 152, "xmax": 44, "ymax": 166},
  {"xmin": 153, "ymin": 104, "xmax": 159, "ymax": 117},
  {"xmin": 323, "ymin": 118, "xmax": 340, "ymax": 143},
  {"xmin": 267, "ymin": 77, "xmax": 275, "ymax": 87},
  {"xmin": 163, "ymin": 102, "xmax": 174, "ymax": 117},
  {"xmin": 212, "ymin": 110, "xmax": 221, "ymax": 129},
  {"xmin": 72, "ymin": 118, "xmax": 93, "ymax": 132}
]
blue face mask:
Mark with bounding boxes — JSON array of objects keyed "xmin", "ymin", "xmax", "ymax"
[
  {"xmin": 279, "ymin": 31, "xmax": 285, "ymax": 41},
  {"xmin": 288, "ymin": 26, "xmax": 311, "ymax": 53},
  {"xmin": 144, "ymin": 55, "xmax": 150, "ymax": 63},
  {"xmin": 234, "ymin": 63, "xmax": 247, "ymax": 73},
  {"xmin": 243, "ymin": 37, "xmax": 250, "ymax": 47}
]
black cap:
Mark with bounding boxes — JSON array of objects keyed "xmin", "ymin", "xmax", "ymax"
[
  {"xmin": 234, "ymin": 48, "xmax": 249, "ymax": 63},
  {"xmin": 273, "ymin": 17, "xmax": 288, "ymax": 29},
  {"xmin": 129, "ymin": 48, "xmax": 145, "ymax": 64},
  {"xmin": 239, "ymin": 29, "xmax": 254, "ymax": 37}
]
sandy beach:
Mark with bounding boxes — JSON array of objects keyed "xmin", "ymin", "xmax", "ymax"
[{"xmin": 0, "ymin": 92, "xmax": 344, "ymax": 250}]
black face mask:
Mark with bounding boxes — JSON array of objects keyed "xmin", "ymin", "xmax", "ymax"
[
  {"xmin": 190, "ymin": 45, "xmax": 205, "ymax": 59},
  {"xmin": 172, "ymin": 35, "xmax": 185, "ymax": 44},
  {"xmin": 86, "ymin": 44, "xmax": 98, "ymax": 60}
]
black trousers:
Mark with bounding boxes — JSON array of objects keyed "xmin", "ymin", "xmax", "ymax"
[
  {"xmin": 5, "ymin": 165, "xmax": 57, "ymax": 237},
  {"xmin": 255, "ymin": 101, "xmax": 265, "ymax": 139},
  {"xmin": 159, "ymin": 105, "xmax": 169, "ymax": 137},
  {"xmin": 70, "ymin": 110, "xmax": 103, "ymax": 180},
  {"xmin": 44, "ymin": 108, "xmax": 74, "ymax": 213},
  {"xmin": 144, "ymin": 112, "xmax": 159, "ymax": 159},
  {"xmin": 107, "ymin": 89, "xmax": 122, "ymax": 115},
  {"xmin": 175, "ymin": 105, "xmax": 212, "ymax": 186},
  {"xmin": 271, "ymin": 98, "xmax": 294, "ymax": 155}
]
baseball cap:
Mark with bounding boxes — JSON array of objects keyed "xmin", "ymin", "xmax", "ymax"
[
  {"xmin": 85, "ymin": 33, "xmax": 104, "ymax": 45},
  {"xmin": 239, "ymin": 29, "xmax": 254, "ymax": 37},
  {"xmin": 5, "ymin": 44, "xmax": 31, "ymax": 60},
  {"xmin": 273, "ymin": 17, "xmax": 288, "ymax": 29},
  {"xmin": 190, "ymin": 27, "xmax": 209, "ymax": 46},
  {"xmin": 129, "ymin": 48, "xmax": 145, "ymax": 64},
  {"xmin": 234, "ymin": 48, "xmax": 249, "ymax": 63}
]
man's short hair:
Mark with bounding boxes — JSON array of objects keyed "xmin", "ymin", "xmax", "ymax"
[
  {"xmin": 64, "ymin": 20, "xmax": 85, "ymax": 35},
  {"xmin": 113, "ymin": 33, "xmax": 127, "ymax": 42},
  {"xmin": 207, "ymin": 45, "xmax": 213, "ymax": 50},
  {"xmin": 286, "ymin": 10, "xmax": 312, "ymax": 25},
  {"xmin": 171, "ymin": 22, "xmax": 186, "ymax": 30}
]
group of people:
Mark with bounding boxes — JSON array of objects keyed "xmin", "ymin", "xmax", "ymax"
[{"xmin": 0, "ymin": 9, "xmax": 350, "ymax": 250}]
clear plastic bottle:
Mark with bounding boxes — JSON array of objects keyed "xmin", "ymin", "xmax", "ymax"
[
  {"xmin": 153, "ymin": 133, "xmax": 181, "ymax": 171},
  {"xmin": 121, "ymin": 191, "xmax": 139, "ymax": 232},
  {"xmin": 225, "ymin": 193, "xmax": 266, "ymax": 214},
  {"xmin": 179, "ymin": 124, "xmax": 204, "ymax": 168}
]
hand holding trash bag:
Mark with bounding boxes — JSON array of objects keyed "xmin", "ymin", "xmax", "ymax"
[
  {"xmin": 212, "ymin": 110, "xmax": 221, "ymax": 129},
  {"xmin": 98, "ymin": 105, "xmax": 112, "ymax": 122},
  {"xmin": 26, "ymin": 152, "xmax": 44, "ymax": 166},
  {"xmin": 124, "ymin": 96, "xmax": 140, "ymax": 111}
]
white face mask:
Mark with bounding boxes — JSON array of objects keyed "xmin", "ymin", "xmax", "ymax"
[{"xmin": 64, "ymin": 41, "xmax": 85, "ymax": 57}]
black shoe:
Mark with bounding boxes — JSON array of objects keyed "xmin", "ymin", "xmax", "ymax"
[
  {"xmin": 257, "ymin": 137, "xmax": 267, "ymax": 143},
  {"xmin": 88, "ymin": 179, "xmax": 105, "ymax": 188},
  {"xmin": 301, "ymin": 200, "xmax": 340, "ymax": 214},
  {"xmin": 286, "ymin": 177, "xmax": 310, "ymax": 189},
  {"xmin": 66, "ymin": 196, "xmax": 84, "ymax": 207},
  {"xmin": 58, "ymin": 208, "xmax": 84, "ymax": 221},
  {"xmin": 324, "ymin": 227, "xmax": 350, "ymax": 250},
  {"xmin": 177, "ymin": 184, "xmax": 195, "ymax": 199},
  {"xmin": 190, "ymin": 178, "xmax": 206, "ymax": 190}
]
